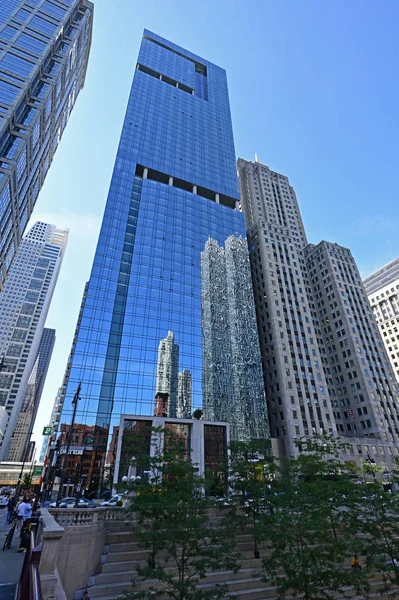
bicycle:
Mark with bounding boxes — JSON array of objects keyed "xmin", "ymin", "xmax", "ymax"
[{"xmin": 2, "ymin": 519, "xmax": 17, "ymax": 551}]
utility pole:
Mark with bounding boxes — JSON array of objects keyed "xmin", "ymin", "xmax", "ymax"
[{"xmin": 56, "ymin": 383, "xmax": 81, "ymax": 506}]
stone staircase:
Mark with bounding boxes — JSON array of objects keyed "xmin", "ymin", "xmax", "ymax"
[
  {"xmin": 83, "ymin": 521, "xmax": 269, "ymax": 600},
  {"xmin": 81, "ymin": 521, "xmax": 398, "ymax": 600}
]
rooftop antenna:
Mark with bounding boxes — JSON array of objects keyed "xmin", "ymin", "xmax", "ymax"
[{"xmin": 255, "ymin": 153, "xmax": 259, "ymax": 163}]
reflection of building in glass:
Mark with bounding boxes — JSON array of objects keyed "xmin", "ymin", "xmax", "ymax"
[
  {"xmin": 55, "ymin": 422, "xmax": 104, "ymax": 497},
  {"xmin": 156, "ymin": 331, "xmax": 179, "ymax": 417},
  {"xmin": 55, "ymin": 31, "xmax": 251, "ymax": 494},
  {"xmin": 201, "ymin": 236, "xmax": 269, "ymax": 441},
  {"xmin": 154, "ymin": 392, "xmax": 169, "ymax": 417},
  {"xmin": 177, "ymin": 370, "xmax": 192, "ymax": 418},
  {"xmin": 0, "ymin": 1, "xmax": 93, "ymax": 287},
  {"xmin": 0, "ymin": 223, "xmax": 68, "ymax": 460}
]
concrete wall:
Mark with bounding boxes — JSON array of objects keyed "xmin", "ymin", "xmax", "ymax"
[{"xmin": 53, "ymin": 511, "xmax": 107, "ymax": 599}]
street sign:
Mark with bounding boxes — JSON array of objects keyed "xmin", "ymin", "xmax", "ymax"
[
  {"xmin": 42, "ymin": 426, "xmax": 52, "ymax": 435},
  {"xmin": 33, "ymin": 466, "xmax": 42, "ymax": 476}
]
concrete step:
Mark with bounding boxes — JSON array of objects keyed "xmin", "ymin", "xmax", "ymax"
[
  {"xmin": 106, "ymin": 549, "xmax": 151, "ymax": 562},
  {"xmin": 98, "ymin": 566, "xmax": 261, "ymax": 587},
  {"xmin": 228, "ymin": 585, "xmax": 277, "ymax": 600},
  {"xmin": 199, "ymin": 576, "xmax": 263, "ymax": 592},
  {"xmin": 95, "ymin": 570, "xmax": 136, "ymax": 585},
  {"xmin": 107, "ymin": 541, "xmax": 142, "ymax": 553},
  {"xmin": 101, "ymin": 560, "xmax": 137, "ymax": 574},
  {"xmin": 90, "ymin": 570, "xmax": 265, "ymax": 598},
  {"xmin": 105, "ymin": 531, "xmax": 138, "ymax": 544},
  {"xmin": 105, "ymin": 530, "xmax": 254, "ymax": 545}
]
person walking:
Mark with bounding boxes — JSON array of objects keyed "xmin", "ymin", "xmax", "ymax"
[
  {"xmin": 5, "ymin": 495, "xmax": 16, "ymax": 524},
  {"xmin": 23, "ymin": 498, "xmax": 33, "ymax": 522},
  {"xmin": 16, "ymin": 497, "xmax": 27, "ymax": 531}
]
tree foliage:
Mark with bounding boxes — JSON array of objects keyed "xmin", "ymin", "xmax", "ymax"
[
  {"xmin": 121, "ymin": 427, "xmax": 239, "ymax": 600},
  {"xmin": 348, "ymin": 458, "xmax": 399, "ymax": 597},
  {"xmin": 22, "ymin": 473, "xmax": 32, "ymax": 489},
  {"xmin": 251, "ymin": 435, "xmax": 369, "ymax": 600},
  {"xmin": 119, "ymin": 428, "xmax": 399, "ymax": 600}
]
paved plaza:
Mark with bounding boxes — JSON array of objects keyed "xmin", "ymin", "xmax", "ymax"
[{"xmin": 0, "ymin": 509, "xmax": 24, "ymax": 600}]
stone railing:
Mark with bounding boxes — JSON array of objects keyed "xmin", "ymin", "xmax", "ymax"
[
  {"xmin": 45, "ymin": 507, "xmax": 123, "ymax": 599},
  {"xmin": 39, "ymin": 508, "xmax": 67, "ymax": 600},
  {"xmin": 49, "ymin": 506, "xmax": 122, "ymax": 527}
]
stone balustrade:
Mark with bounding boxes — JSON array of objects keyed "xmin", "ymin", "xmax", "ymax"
[
  {"xmin": 45, "ymin": 507, "xmax": 123, "ymax": 599},
  {"xmin": 49, "ymin": 506, "xmax": 122, "ymax": 527},
  {"xmin": 39, "ymin": 508, "xmax": 67, "ymax": 600}
]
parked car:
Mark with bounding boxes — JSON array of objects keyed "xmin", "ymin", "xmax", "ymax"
[
  {"xmin": 0, "ymin": 496, "xmax": 8, "ymax": 508},
  {"xmin": 50, "ymin": 497, "xmax": 96, "ymax": 509},
  {"xmin": 100, "ymin": 494, "xmax": 124, "ymax": 507}
]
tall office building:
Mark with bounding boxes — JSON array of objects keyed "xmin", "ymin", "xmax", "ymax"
[
  {"xmin": 8, "ymin": 326, "xmax": 55, "ymax": 460},
  {"xmin": 0, "ymin": 221, "xmax": 67, "ymax": 459},
  {"xmin": 55, "ymin": 31, "xmax": 268, "ymax": 494},
  {"xmin": 0, "ymin": 0, "xmax": 93, "ymax": 286},
  {"xmin": 201, "ymin": 235, "xmax": 269, "ymax": 440},
  {"xmin": 8, "ymin": 355, "xmax": 37, "ymax": 461},
  {"xmin": 155, "ymin": 330, "xmax": 179, "ymax": 418},
  {"xmin": 177, "ymin": 369, "xmax": 192, "ymax": 419},
  {"xmin": 238, "ymin": 158, "xmax": 399, "ymax": 466},
  {"xmin": 364, "ymin": 259, "xmax": 399, "ymax": 383}
]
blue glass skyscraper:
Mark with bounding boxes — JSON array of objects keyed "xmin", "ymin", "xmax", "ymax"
[
  {"xmin": 56, "ymin": 31, "xmax": 268, "ymax": 494},
  {"xmin": 0, "ymin": 0, "xmax": 93, "ymax": 286}
]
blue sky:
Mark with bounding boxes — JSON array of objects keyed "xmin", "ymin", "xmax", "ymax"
[{"xmin": 30, "ymin": 0, "xmax": 399, "ymax": 448}]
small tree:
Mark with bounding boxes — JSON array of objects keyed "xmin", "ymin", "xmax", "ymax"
[
  {"xmin": 227, "ymin": 438, "xmax": 275, "ymax": 558},
  {"xmin": 349, "ymin": 457, "xmax": 399, "ymax": 597},
  {"xmin": 22, "ymin": 473, "xmax": 32, "ymax": 489},
  {"xmin": 122, "ymin": 426, "xmax": 239, "ymax": 600},
  {"xmin": 257, "ymin": 435, "xmax": 369, "ymax": 600}
]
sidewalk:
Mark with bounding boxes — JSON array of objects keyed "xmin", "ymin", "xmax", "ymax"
[{"xmin": 0, "ymin": 510, "xmax": 24, "ymax": 600}]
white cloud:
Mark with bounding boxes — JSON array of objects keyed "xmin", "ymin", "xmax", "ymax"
[{"xmin": 355, "ymin": 215, "xmax": 399, "ymax": 236}]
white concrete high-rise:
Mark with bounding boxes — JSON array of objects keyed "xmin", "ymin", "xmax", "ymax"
[
  {"xmin": 238, "ymin": 158, "xmax": 399, "ymax": 467},
  {"xmin": 0, "ymin": 222, "xmax": 68, "ymax": 459},
  {"xmin": 8, "ymin": 327, "xmax": 55, "ymax": 461},
  {"xmin": 364, "ymin": 259, "xmax": 399, "ymax": 383}
]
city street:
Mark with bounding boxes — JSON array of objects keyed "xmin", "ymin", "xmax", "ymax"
[{"xmin": 0, "ymin": 510, "xmax": 24, "ymax": 600}]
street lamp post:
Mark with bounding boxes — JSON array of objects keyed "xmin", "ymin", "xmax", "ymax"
[
  {"xmin": 248, "ymin": 454, "xmax": 261, "ymax": 559},
  {"xmin": 56, "ymin": 383, "xmax": 81, "ymax": 506}
]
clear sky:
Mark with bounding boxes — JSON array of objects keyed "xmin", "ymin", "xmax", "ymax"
[{"xmin": 30, "ymin": 0, "xmax": 399, "ymax": 450}]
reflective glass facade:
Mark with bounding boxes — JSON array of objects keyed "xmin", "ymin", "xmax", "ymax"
[
  {"xmin": 0, "ymin": 0, "xmax": 93, "ymax": 286},
  {"xmin": 56, "ymin": 31, "xmax": 268, "ymax": 494}
]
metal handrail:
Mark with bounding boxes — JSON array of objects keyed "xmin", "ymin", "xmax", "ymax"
[
  {"xmin": 31, "ymin": 562, "xmax": 43, "ymax": 600},
  {"xmin": 17, "ymin": 522, "xmax": 43, "ymax": 600}
]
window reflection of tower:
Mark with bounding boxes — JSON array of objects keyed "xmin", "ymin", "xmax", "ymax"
[
  {"xmin": 156, "ymin": 331, "xmax": 179, "ymax": 417},
  {"xmin": 201, "ymin": 235, "xmax": 269, "ymax": 441},
  {"xmin": 177, "ymin": 369, "xmax": 192, "ymax": 418}
]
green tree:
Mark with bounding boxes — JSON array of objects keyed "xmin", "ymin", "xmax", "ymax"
[
  {"xmin": 349, "ymin": 457, "xmax": 399, "ymax": 597},
  {"xmin": 22, "ymin": 473, "xmax": 32, "ymax": 489},
  {"xmin": 121, "ymin": 426, "xmax": 239, "ymax": 600},
  {"xmin": 256, "ymin": 435, "xmax": 369, "ymax": 600},
  {"xmin": 227, "ymin": 438, "xmax": 275, "ymax": 559}
]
